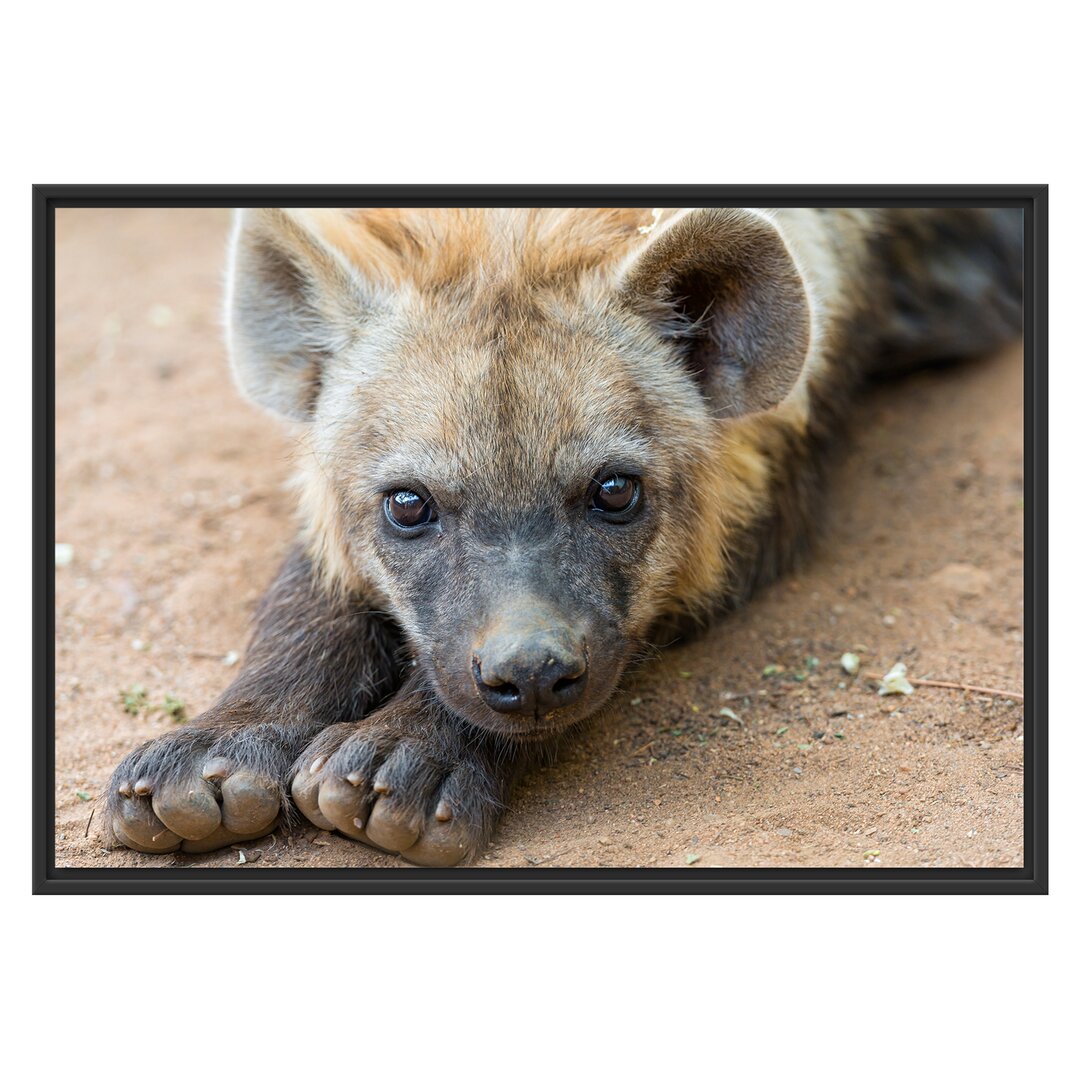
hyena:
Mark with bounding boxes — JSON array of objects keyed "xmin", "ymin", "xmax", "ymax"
[{"xmin": 103, "ymin": 206, "xmax": 1022, "ymax": 865}]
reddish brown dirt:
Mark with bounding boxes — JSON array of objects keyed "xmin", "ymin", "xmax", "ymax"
[{"xmin": 53, "ymin": 208, "xmax": 1024, "ymax": 871}]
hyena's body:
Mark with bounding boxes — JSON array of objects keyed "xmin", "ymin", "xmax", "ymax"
[{"xmin": 105, "ymin": 206, "xmax": 1022, "ymax": 864}]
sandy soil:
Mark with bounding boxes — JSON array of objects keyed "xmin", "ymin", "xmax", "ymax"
[{"xmin": 53, "ymin": 207, "xmax": 1024, "ymax": 871}]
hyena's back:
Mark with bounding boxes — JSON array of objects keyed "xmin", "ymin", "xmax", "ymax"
[
  {"xmin": 859, "ymin": 207, "xmax": 1023, "ymax": 376},
  {"xmin": 713, "ymin": 206, "xmax": 1023, "ymax": 606}
]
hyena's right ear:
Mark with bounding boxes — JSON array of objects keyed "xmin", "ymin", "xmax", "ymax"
[
  {"xmin": 620, "ymin": 208, "xmax": 812, "ymax": 419},
  {"xmin": 226, "ymin": 208, "xmax": 368, "ymax": 421}
]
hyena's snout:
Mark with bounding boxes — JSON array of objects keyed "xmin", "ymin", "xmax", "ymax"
[{"xmin": 471, "ymin": 605, "xmax": 588, "ymax": 717}]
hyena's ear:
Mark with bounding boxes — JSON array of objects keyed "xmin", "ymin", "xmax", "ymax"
[
  {"xmin": 226, "ymin": 208, "xmax": 368, "ymax": 421},
  {"xmin": 620, "ymin": 208, "xmax": 812, "ymax": 418}
]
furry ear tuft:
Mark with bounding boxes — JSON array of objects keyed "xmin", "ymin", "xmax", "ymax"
[
  {"xmin": 225, "ymin": 208, "xmax": 366, "ymax": 421},
  {"xmin": 621, "ymin": 208, "xmax": 812, "ymax": 418}
]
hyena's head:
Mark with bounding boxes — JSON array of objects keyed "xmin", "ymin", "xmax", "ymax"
[{"xmin": 226, "ymin": 207, "xmax": 812, "ymax": 741}]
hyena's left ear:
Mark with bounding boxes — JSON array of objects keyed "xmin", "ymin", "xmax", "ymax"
[
  {"xmin": 226, "ymin": 208, "xmax": 368, "ymax": 421},
  {"xmin": 620, "ymin": 208, "xmax": 812, "ymax": 418}
]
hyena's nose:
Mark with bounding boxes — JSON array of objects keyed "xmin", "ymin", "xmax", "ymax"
[{"xmin": 473, "ymin": 628, "xmax": 588, "ymax": 716}]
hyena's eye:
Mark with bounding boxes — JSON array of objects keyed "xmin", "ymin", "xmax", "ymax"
[
  {"xmin": 385, "ymin": 489, "xmax": 438, "ymax": 530},
  {"xmin": 589, "ymin": 474, "xmax": 642, "ymax": 520}
]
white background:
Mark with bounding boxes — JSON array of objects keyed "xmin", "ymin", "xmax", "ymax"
[{"xmin": 4, "ymin": 3, "xmax": 1073, "ymax": 1076}]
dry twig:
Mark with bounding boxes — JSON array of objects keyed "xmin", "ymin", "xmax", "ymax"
[{"xmin": 865, "ymin": 673, "xmax": 1023, "ymax": 702}]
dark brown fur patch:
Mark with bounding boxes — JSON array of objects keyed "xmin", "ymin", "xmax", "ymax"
[{"xmin": 103, "ymin": 547, "xmax": 404, "ymax": 840}]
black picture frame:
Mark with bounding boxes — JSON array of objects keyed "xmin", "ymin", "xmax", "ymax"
[{"xmin": 33, "ymin": 184, "xmax": 1048, "ymax": 894}]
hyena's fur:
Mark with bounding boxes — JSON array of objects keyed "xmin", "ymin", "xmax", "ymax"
[{"xmin": 104, "ymin": 206, "xmax": 1022, "ymax": 864}]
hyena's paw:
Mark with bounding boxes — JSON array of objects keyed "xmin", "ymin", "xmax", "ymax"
[
  {"xmin": 104, "ymin": 721, "xmax": 306, "ymax": 854},
  {"xmin": 291, "ymin": 718, "xmax": 504, "ymax": 867}
]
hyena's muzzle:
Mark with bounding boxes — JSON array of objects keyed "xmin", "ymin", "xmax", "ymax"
[
  {"xmin": 471, "ymin": 598, "xmax": 589, "ymax": 717},
  {"xmin": 407, "ymin": 540, "xmax": 637, "ymax": 741}
]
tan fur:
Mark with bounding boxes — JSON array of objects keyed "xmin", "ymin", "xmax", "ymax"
[
  {"xmin": 306, "ymin": 207, "xmax": 664, "ymax": 292},
  {"xmin": 278, "ymin": 207, "xmax": 864, "ymax": 629},
  {"xmin": 227, "ymin": 203, "xmax": 1022, "ymax": 668}
]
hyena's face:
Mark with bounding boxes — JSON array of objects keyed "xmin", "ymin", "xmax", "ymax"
[
  {"xmin": 227, "ymin": 208, "xmax": 812, "ymax": 739},
  {"xmin": 314, "ymin": 291, "xmax": 711, "ymax": 739}
]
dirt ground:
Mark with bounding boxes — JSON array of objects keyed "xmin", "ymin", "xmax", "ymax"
[{"xmin": 52, "ymin": 207, "xmax": 1025, "ymax": 871}]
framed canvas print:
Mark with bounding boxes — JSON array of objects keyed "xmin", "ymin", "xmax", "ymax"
[{"xmin": 34, "ymin": 185, "xmax": 1047, "ymax": 893}]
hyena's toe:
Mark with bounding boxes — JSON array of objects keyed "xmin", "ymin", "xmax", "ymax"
[
  {"xmin": 399, "ymin": 765, "xmax": 492, "ymax": 867},
  {"xmin": 111, "ymin": 789, "xmax": 183, "ymax": 853},
  {"xmin": 291, "ymin": 723, "xmax": 361, "ymax": 836},
  {"xmin": 362, "ymin": 741, "xmax": 444, "ymax": 853},
  {"xmin": 207, "ymin": 760, "xmax": 280, "ymax": 834},
  {"xmin": 150, "ymin": 776, "xmax": 221, "ymax": 840}
]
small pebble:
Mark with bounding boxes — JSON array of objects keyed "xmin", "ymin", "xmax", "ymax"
[
  {"xmin": 55, "ymin": 543, "xmax": 74, "ymax": 567},
  {"xmin": 879, "ymin": 662, "xmax": 914, "ymax": 696}
]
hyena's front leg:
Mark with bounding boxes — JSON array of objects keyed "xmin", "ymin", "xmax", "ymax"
[
  {"xmin": 104, "ymin": 547, "xmax": 403, "ymax": 854},
  {"xmin": 291, "ymin": 673, "xmax": 518, "ymax": 867}
]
